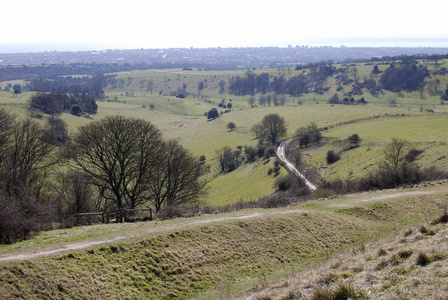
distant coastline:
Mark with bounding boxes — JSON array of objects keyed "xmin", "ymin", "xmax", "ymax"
[{"xmin": 2, "ymin": 38, "xmax": 448, "ymax": 54}]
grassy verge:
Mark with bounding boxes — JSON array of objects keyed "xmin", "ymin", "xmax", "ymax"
[{"xmin": 0, "ymin": 185, "xmax": 447, "ymax": 299}]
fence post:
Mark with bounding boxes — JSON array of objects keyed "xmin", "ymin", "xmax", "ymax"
[{"xmin": 149, "ymin": 208, "xmax": 153, "ymax": 221}]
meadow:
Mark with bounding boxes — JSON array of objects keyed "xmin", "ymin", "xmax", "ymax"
[
  {"xmin": 300, "ymin": 114, "xmax": 448, "ymax": 182},
  {"xmin": 2, "ymin": 60, "xmax": 448, "ymax": 205}
]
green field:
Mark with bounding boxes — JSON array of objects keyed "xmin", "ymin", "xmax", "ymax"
[
  {"xmin": 2, "ymin": 62, "xmax": 448, "ymax": 205},
  {"xmin": 2, "ymin": 60, "xmax": 448, "ymax": 299}
]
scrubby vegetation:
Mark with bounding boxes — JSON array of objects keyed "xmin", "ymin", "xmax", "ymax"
[{"xmin": 236, "ymin": 208, "xmax": 448, "ymax": 300}]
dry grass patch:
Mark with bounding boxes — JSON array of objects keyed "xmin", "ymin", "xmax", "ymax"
[{"xmin": 236, "ymin": 210, "xmax": 448, "ymax": 300}]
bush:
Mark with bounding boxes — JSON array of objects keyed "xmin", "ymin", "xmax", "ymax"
[
  {"xmin": 377, "ymin": 248, "xmax": 387, "ymax": 257},
  {"xmin": 299, "ymin": 133, "xmax": 311, "ymax": 148},
  {"xmin": 404, "ymin": 149, "xmax": 424, "ymax": 162},
  {"xmin": 326, "ymin": 150, "xmax": 340, "ymax": 164},
  {"xmin": 244, "ymin": 146, "xmax": 257, "ymax": 162},
  {"xmin": 0, "ymin": 189, "xmax": 50, "ymax": 244},
  {"xmin": 416, "ymin": 251, "xmax": 431, "ymax": 266},
  {"xmin": 313, "ymin": 188, "xmax": 336, "ymax": 199},
  {"xmin": 263, "ymin": 146, "xmax": 276, "ymax": 159},
  {"xmin": 70, "ymin": 104, "xmax": 82, "ymax": 116},
  {"xmin": 275, "ymin": 174, "xmax": 296, "ymax": 191},
  {"xmin": 156, "ymin": 206, "xmax": 191, "ymax": 220},
  {"xmin": 310, "ymin": 282, "xmax": 363, "ymax": 300},
  {"xmin": 397, "ymin": 249, "xmax": 413, "ymax": 259},
  {"xmin": 227, "ymin": 122, "xmax": 236, "ymax": 131}
]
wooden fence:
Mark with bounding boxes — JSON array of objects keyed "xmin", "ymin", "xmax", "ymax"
[{"xmin": 72, "ymin": 208, "xmax": 153, "ymax": 225}]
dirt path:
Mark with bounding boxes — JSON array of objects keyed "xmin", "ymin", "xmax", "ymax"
[
  {"xmin": 277, "ymin": 139, "xmax": 318, "ymax": 191},
  {"xmin": 1, "ymin": 184, "xmax": 446, "ymax": 263},
  {"xmin": 329, "ymin": 188, "xmax": 446, "ymax": 207},
  {"xmin": 0, "ymin": 209, "xmax": 308, "ymax": 263}
]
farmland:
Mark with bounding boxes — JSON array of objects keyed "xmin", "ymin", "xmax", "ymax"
[{"xmin": 1, "ymin": 56, "xmax": 448, "ymax": 299}]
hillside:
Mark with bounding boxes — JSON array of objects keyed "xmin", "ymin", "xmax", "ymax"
[
  {"xmin": 2, "ymin": 59, "xmax": 448, "ymax": 207},
  {"xmin": 0, "ymin": 183, "xmax": 447, "ymax": 299},
  {"xmin": 2, "ymin": 56, "xmax": 448, "ymax": 299},
  {"xmin": 237, "ymin": 205, "xmax": 448, "ymax": 299}
]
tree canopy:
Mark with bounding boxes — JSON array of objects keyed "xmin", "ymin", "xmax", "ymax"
[
  {"xmin": 207, "ymin": 108, "xmax": 219, "ymax": 120},
  {"xmin": 380, "ymin": 64, "xmax": 429, "ymax": 92},
  {"xmin": 254, "ymin": 113, "xmax": 287, "ymax": 145},
  {"xmin": 68, "ymin": 116, "xmax": 206, "ymax": 218}
]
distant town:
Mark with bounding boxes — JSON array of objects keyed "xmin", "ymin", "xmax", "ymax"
[{"xmin": 1, "ymin": 45, "xmax": 448, "ymax": 70}]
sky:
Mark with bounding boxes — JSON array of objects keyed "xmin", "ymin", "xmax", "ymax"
[{"xmin": 2, "ymin": 0, "xmax": 448, "ymax": 52}]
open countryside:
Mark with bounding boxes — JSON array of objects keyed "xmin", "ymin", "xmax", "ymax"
[{"xmin": 1, "ymin": 48, "xmax": 448, "ymax": 299}]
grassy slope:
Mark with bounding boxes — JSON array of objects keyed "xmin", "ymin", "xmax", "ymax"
[
  {"xmin": 298, "ymin": 114, "xmax": 448, "ymax": 181},
  {"xmin": 238, "ymin": 208, "xmax": 448, "ymax": 299},
  {"xmin": 0, "ymin": 183, "xmax": 447, "ymax": 299},
  {"xmin": 1, "ymin": 61, "xmax": 448, "ymax": 207},
  {"xmin": 0, "ymin": 89, "xmax": 442, "ymax": 206}
]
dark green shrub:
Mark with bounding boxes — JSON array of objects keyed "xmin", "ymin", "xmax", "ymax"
[
  {"xmin": 326, "ymin": 150, "xmax": 340, "ymax": 164},
  {"xmin": 275, "ymin": 174, "xmax": 295, "ymax": 191}
]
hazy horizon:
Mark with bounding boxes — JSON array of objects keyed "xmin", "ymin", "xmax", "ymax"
[
  {"xmin": 2, "ymin": 37, "xmax": 448, "ymax": 54},
  {"xmin": 2, "ymin": 0, "xmax": 447, "ymax": 54}
]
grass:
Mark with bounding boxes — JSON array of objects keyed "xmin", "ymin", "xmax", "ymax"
[
  {"xmin": 1, "ymin": 184, "xmax": 448, "ymax": 299},
  {"xmin": 299, "ymin": 114, "xmax": 448, "ymax": 181},
  {"xmin": 201, "ymin": 159, "xmax": 281, "ymax": 206},
  {"xmin": 1, "ymin": 63, "xmax": 448, "ymax": 207},
  {"xmin": 236, "ymin": 206, "xmax": 448, "ymax": 300}
]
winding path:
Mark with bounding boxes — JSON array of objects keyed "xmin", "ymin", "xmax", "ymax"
[
  {"xmin": 2, "ymin": 184, "xmax": 448, "ymax": 263},
  {"xmin": 277, "ymin": 139, "xmax": 318, "ymax": 192},
  {"xmin": 0, "ymin": 209, "xmax": 308, "ymax": 263}
]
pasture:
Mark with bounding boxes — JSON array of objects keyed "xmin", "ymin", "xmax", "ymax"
[
  {"xmin": 1, "ymin": 60, "xmax": 448, "ymax": 206},
  {"xmin": 299, "ymin": 114, "xmax": 448, "ymax": 181}
]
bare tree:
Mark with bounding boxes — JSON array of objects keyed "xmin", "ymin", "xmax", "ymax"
[
  {"xmin": 251, "ymin": 123, "xmax": 263, "ymax": 139},
  {"xmin": 247, "ymin": 96, "xmax": 256, "ymax": 107},
  {"xmin": 68, "ymin": 116, "xmax": 163, "ymax": 219},
  {"xmin": 3, "ymin": 118, "xmax": 56, "ymax": 197},
  {"xmin": 0, "ymin": 111, "xmax": 56, "ymax": 243},
  {"xmin": 54, "ymin": 171, "xmax": 95, "ymax": 215},
  {"xmin": 0, "ymin": 109, "xmax": 15, "ymax": 157},
  {"xmin": 146, "ymin": 140, "xmax": 207, "ymax": 212},
  {"xmin": 383, "ymin": 137, "xmax": 408, "ymax": 170},
  {"xmin": 218, "ymin": 80, "xmax": 226, "ymax": 93}
]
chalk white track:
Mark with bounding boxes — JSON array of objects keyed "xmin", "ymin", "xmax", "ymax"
[{"xmin": 277, "ymin": 139, "xmax": 318, "ymax": 192}]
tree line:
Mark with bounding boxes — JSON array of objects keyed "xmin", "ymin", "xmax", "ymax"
[
  {"xmin": 0, "ymin": 63, "xmax": 153, "ymax": 82},
  {"xmin": 0, "ymin": 111, "xmax": 206, "ymax": 243},
  {"xmin": 24, "ymin": 74, "xmax": 109, "ymax": 116},
  {"xmin": 228, "ymin": 65, "xmax": 336, "ymax": 97},
  {"xmin": 26, "ymin": 73, "xmax": 107, "ymax": 95},
  {"xmin": 29, "ymin": 92, "xmax": 98, "ymax": 116}
]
